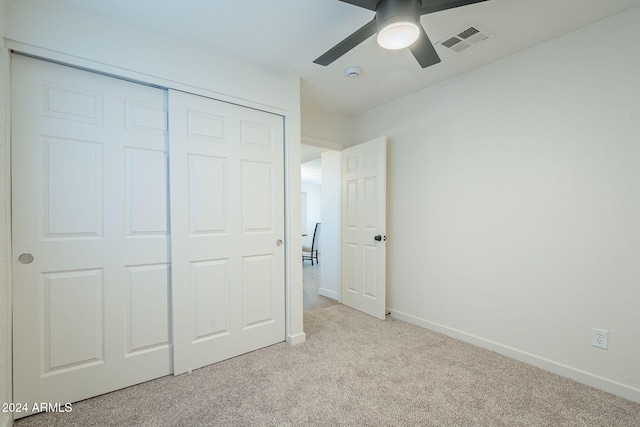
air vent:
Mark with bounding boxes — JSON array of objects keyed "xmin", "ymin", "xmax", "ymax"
[{"xmin": 439, "ymin": 26, "xmax": 491, "ymax": 53}]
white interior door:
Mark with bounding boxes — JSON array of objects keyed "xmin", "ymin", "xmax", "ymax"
[
  {"xmin": 169, "ymin": 90, "xmax": 285, "ymax": 374},
  {"xmin": 341, "ymin": 138, "xmax": 387, "ymax": 319},
  {"xmin": 12, "ymin": 55, "xmax": 171, "ymax": 415}
]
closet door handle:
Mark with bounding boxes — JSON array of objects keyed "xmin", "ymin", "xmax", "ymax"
[{"xmin": 18, "ymin": 253, "xmax": 34, "ymax": 264}]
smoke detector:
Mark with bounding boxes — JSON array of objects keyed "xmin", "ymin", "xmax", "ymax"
[{"xmin": 345, "ymin": 66, "xmax": 362, "ymax": 79}]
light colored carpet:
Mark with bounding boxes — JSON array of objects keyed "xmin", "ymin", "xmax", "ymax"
[{"xmin": 16, "ymin": 304, "xmax": 640, "ymax": 426}]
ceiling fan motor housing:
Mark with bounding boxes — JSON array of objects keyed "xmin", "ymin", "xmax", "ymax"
[
  {"xmin": 314, "ymin": 0, "xmax": 488, "ymax": 67},
  {"xmin": 376, "ymin": 0, "xmax": 421, "ymax": 32}
]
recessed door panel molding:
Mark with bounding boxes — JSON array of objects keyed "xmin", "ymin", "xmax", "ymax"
[
  {"xmin": 341, "ymin": 137, "xmax": 387, "ymax": 320},
  {"xmin": 346, "ymin": 180, "xmax": 358, "ymax": 229},
  {"xmin": 12, "ymin": 55, "xmax": 171, "ymax": 416},
  {"xmin": 241, "ymin": 121, "xmax": 273, "ymax": 149},
  {"xmin": 126, "ymin": 264, "xmax": 170, "ymax": 354},
  {"xmin": 364, "ymin": 176, "xmax": 378, "ymax": 229},
  {"xmin": 188, "ymin": 154, "xmax": 228, "ymax": 235},
  {"xmin": 125, "ymin": 99, "xmax": 167, "ymax": 135},
  {"xmin": 346, "ymin": 155, "xmax": 359, "ymax": 173},
  {"xmin": 363, "ymin": 245, "xmax": 377, "ymax": 298},
  {"xmin": 242, "ymin": 160, "xmax": 273, "ymax": 233},
  {"xmin": 170, "ymin": 89, "xmax": 285, "ymax": 375},
  {"xmin": 42, "ymin": 80, "xmax": 103, "ymax": 124},
  {"xmin": 44, "ymin": 268, "xmax": 104, "ymax": 372},
  {"xmin": 243, "ymin": 254, "xmax": 274, "ymax": 328},
  {"xmin": 125, "ymin": 148, "xmax": 168, "ymax": 236},
  {"xmin": 191, "ymin": 259, "xmax": 230, "ymax": 341},
  {"xmin": 187, "ymin": 110, "xmax": 227, "ymax": 143},
  {"xmin": 345, "ymin": 243, "xmax": 359, "ymax": 294},
  {"xmin": 364, "ymin": 150, "xmax": 377, "ymax": 169},
  {"xmin": 44, "ymin": 136, "xmax": 103, "ymax": 238}
]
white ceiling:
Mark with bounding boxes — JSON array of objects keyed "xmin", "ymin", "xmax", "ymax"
[{"xmin": 49, "ymin": 0, "xmax": 640, "ymax": 116}]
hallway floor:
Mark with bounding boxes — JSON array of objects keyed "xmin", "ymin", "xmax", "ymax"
[{"xmin": 302, "ymin": 261, "xmax": 339, "ymax": 312}]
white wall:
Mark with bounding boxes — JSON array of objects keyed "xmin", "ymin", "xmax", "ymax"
[
  {"xmin": 0, "ymin": 1, "xmax": 12, "ymax": 425},
  {"xmin": 301, "ymin": 106, "xmax": 353, "ymax": 148},
  {"xmin": 320, "ymin": 151, "xmax": 342, "ymax": 300},
  {"xmin": 6, "ymin": 1, "xmax": 298, "ymax": 114},
  {"xmin": 301, "ymin": 183, "xmax": 322, "ymax": 250},
  {"xmin": 2, "ymin": 0, "xmax": 306, "ymax": 412},
  {"xmin": 301, "ymin": 192, "xmax": 308, "ymax": 236},
  {"xmin": 354, "ymin": 6, "xmax": 640, "ymax": 403}
]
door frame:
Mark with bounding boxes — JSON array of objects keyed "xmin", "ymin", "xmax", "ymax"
[
  {"xmin": 5, "ymin": 50, "xmax": 305, "ymax": 401},
  {"xmin": 301, "ymin": 136, "xmax": 389, "ymax": 314}
]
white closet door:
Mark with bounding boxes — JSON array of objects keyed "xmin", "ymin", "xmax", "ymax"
[
  {"xmin": 12, "ymin": 55, "xmax": 171, "ymax": 415},
  {"xmin": 169, "ymin": 90, "xmax": 285, "ymax": 374}
]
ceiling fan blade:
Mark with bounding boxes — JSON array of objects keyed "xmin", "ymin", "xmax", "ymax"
[
  {"xmin": 409, "ymin": 25, "xmax": 441, "ymax": 68},
  {"xmin": 421, "ymin": 0, "xmax": 489, "ymax": 15},
  {"xmin": 314, "ymin": 19, "xmax": 378, "ymax": 66},
  {"xmin": 338, "ymin": 0, "xmax": 381, "ymax": 11}
]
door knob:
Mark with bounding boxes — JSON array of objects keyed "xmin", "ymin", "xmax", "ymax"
[
  {"xmin": 276, "ymin": 239, "xmax": 283, "ymax": 247},
  {"xmin": 18, "ymin": 253, "xmax": 34, "ymax": 264},
  {"xmin": 374, "ymin": 235, "xmax": 387, "ymax": 242}
]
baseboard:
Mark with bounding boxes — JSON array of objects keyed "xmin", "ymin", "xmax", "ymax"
[
  {"xmin": 287, "ymin": 332, "xmax": 306, "ymax": 346},
  {"xmin": 318, "ymin": 288, "xmax": 338, "ymax": 300},
  {"xmin": 389, "ymin": 308, "xmax": 640, "ymax": 404}
]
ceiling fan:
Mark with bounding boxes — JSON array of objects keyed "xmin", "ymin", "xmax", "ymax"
[{"xmin": 314, "ymin": 0, "xmax": 489, "ymax": 68}]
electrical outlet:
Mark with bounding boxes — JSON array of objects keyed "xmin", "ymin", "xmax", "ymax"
[{"xmin": 592, "ymin": 328, "xmax": 608, "ymax": 350}]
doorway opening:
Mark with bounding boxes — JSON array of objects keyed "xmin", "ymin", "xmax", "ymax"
[{"xmin": 301, "ymin": 143, "xmax": 340, "ymax": 312}]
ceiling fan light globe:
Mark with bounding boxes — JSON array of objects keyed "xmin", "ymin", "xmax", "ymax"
[{"xmin": 377, "ymin": 21, "xmax": 420, "ymax": 50}]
